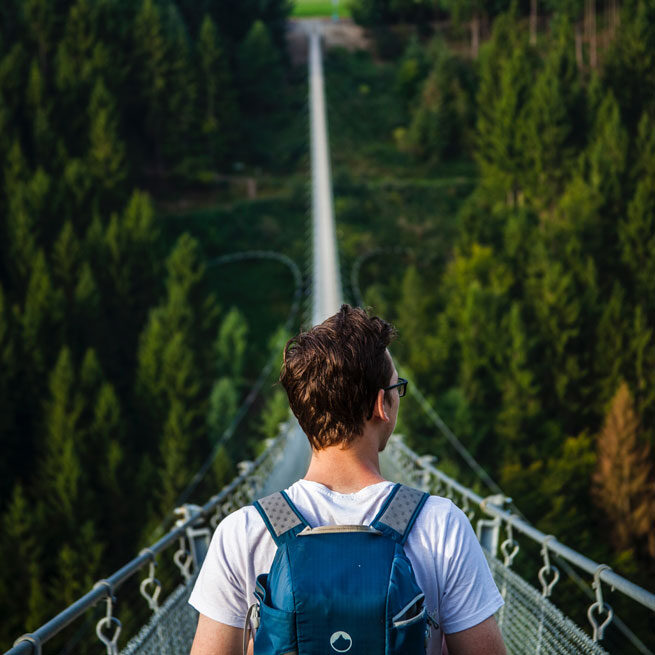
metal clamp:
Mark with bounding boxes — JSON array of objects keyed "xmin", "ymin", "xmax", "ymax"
[
  {"xmin": 13, "ymin": 633, "xmax": 42, "ymax": 655},
  {"xmin": 587, "ymin": 565, "xmax": 614, "ymax": 641},
  {"xmin": 139, "ymin": 549, "xmax": 161, "ymax": 612},
  {"xmin": 538, "ymin": 536, "xmax": 560, "ymax": 598},
  {"xmin": 95, "ymin": 584, "xmax": 121, "ymax": 655},
  {"xmin": 500, "ymin": 522, "xmax": 519, "ymax": 568}
]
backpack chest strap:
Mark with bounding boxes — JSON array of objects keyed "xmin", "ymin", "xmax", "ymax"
[
  {"xmin": 371, "ymin": 484, "xmax": 429, "ymax": 545},
  {"xmin": 253, "ymin": 490, "xmax": 309, "ymax": 546}
]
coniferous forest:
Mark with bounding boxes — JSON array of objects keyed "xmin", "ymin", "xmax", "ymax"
[
  {"xmin": 0, "ymin": 0, "xmax": 298, "ymax": 648},
  {"xmin": 323, "ymin": 0, "xmax": 655, "ymax": 647},
  {"xmin": 1, "ymin": 0, "xmax": 655, "ymax": 652}
]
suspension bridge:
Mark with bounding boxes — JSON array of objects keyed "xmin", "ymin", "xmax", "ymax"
[{"xmin": 6, "ymin": 22, "xmax": 655, "ymax": 655}]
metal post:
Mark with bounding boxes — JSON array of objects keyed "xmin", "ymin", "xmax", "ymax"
[
  {"xmin": 477, "ymin": 517, "xmax": 501, "ymax": 557},
  {"xmin": 177, "ymin": 505, "xmax": 211, "ymax": 569}
]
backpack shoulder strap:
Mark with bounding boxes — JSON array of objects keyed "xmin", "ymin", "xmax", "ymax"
[
  {"xmin": 253, "ymin": 490, "xmax": 309, "ymax": 546},
  {"xmin": 370, "ymin": 483, "xmax": 429, "ymax": 545}
]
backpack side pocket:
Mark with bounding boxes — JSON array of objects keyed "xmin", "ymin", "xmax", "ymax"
[
  {"xmin": 253, "ymin": 600, "xmax": 297, "ymax": 655},
  {"xmin": 389, "ymin": 604, "xmax": 428, "ymax": 653}
]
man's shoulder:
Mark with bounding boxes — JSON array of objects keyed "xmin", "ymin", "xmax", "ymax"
[
  {"xmin": 213, "ymin": 503, "xmax": 265, "ymax": 539},
  {"xmin": 411, "ymin": 492, "xmax": 474, "ymax": 538}
]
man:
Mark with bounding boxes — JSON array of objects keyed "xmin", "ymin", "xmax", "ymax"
[{"xmin": 189, "ymin": 305, "xmax": 506, "ymax": 655}]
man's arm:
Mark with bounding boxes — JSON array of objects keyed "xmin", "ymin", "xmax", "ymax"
[
  {"xmin": 445, "ymin": 615, "xmax": 506, "ymax": 655},
  {"xmin": 189, "ymin": 614, "xmax": 253, "ymax": 655}
]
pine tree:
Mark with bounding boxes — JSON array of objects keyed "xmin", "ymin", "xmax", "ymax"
[
  {"xmin": 21, "ymin": 250, "xmax": 63, "ymax": 378},
  {"xmin": 520, "ymin": 16, "xmax": 582, "ymax": 210},
  {"xmin": 87, "ymin": 77, "xmax": 126, "ymax": 199},
  {"xmin": 52, "ymin": 220, "xmax": 82, "ymax": 304},
  {"xmin": 196, "ymin": 14, "xmax": 236, "ymax": 166},
  {"xmin": 583, "ymin": 89, "xmax": 628, "ymax": 216},
  {"xmin": 54, "ymin": 0, "xmax": 109, "ymax": 143},
  {"xmin": 161, "ymin": 2, "xmax": 196, "ymax": 167},
  {"xmin": 25, "ymin": 57, "xmax": 54, "ymax": 164},
  {"xmin": 629, "ymin": 306, "xmax": 655, "ymax": 417},
  {"xmin": 593, "ymin": 283, "xmax": 628, "ymax": 410},
  {"xmin": 236, "ymin": 19, "xmax": 285, "ymax": 161},
  {"xmin": 0, "ymin": 485, "xmax": 44, "ymax": 644},
  {"xmin": 21, "ymin": 0, "xmax": 55, "ymax": 76},
  {"xmin": 405, "ymin": 45, "xmax": 475, "ymax": 163},
  {"xmin": 207, "ymin": 377, "xmax": 238, "ymax": 444},
  {"xmin": 3, "ymin": 141, "xmax": 48, "ymax": 285},
  {"xmin": 495, "ymin": 303, "xmax": 542, "ymax": 453},
  {"xmin": 394, "ymin": 266, "xmax": 434, "ymax": 380},
  {"xmin": 39, "ymin": 347, "xmax": 83, "ymax": 528},
  {"xmin": 475, "ymin": 13, "xmax": 535, "ymax": 205},
  {"xmin": 0, "ymin": 285, "xmax": 18, "ymax": 500},
  {"xmin": 604, "ymin": 0, "xmax": 655, "ymax": 131},
  {"xmin": 215, "ymin": 308, "xmax": 248, "ymax": 383},
  {"xmin": 132, "ymin": 0, "xmax": 168, "ymax": 171},
  {"xmin": 592, "ymin": 382, "xmax": 655, "ymax": 557}
]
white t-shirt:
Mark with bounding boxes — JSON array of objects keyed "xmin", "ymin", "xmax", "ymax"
[{"xmin": 189, "ymin": 479, "xmax": 503, "ymax": 654}]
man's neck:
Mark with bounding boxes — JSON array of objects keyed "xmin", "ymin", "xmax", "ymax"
[{"xmin": 303, "ymin": 429, "xmax": 387, "ymax": 494}]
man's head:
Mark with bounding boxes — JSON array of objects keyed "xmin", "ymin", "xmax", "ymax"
[{"xmin": 279, "ymin": 304, "xmax": 398, "ymax": 450}]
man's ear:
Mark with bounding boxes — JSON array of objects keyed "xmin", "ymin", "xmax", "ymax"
[{"xmin": 373, "ymin": 388, "xmax": 389, "ymax": 422}]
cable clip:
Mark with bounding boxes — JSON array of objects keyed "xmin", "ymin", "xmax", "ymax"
[
  {"xmin": 139, "ymin": 548, "xmax": 162, "ymax": 612},
  {"xmin": 94, "ymin": 581, "xmax": 121, "ymax": 655},
  {"xmin": 500, "ymin": 522, "xmax": 519, "ymax": 568},
  {"xmin": 173, "ymin": 536, "xmax": 194, "ymax": 582},
  {"xmin": 537, "ymin": 536, "xmax": 560, "ymax": 598},
  {"xmin": 587, "ymin": 564, "xmax": 614, "ymax": 642}
]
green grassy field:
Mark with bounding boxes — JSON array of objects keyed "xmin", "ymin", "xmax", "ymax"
[{"xmin": 292, "ymin": 0, "xmax": 351, "ymax": 18}]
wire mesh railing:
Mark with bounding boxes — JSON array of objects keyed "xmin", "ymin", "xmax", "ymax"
[{"xmin": 384, "ymin": 434, "xmax": 655, "ymax": 654}]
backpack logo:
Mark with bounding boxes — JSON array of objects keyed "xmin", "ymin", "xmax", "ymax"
[{"xmin": 330, "ymin": 631, "xmax": 352, "ymax": 652}]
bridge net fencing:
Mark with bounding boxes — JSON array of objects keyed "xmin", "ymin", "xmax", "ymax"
[
  {"xmin": 487, "ymin": 554, "xmax": 609, "ymax": 655},
  {"xmin": 121, "ymin": 576, "xmax": 198, "ymax": 655}
]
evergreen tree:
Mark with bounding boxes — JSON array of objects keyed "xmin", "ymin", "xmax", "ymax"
[
  {"xmin": 54, "ymin": 0, "xmax": 109, "ymax": 144},
  {"xmin": 215, "ymin": 308, "xmax": 248, "ymax": 383},
  {"xmin": 592, "ymin": 382, "xmax": 655, "ymax": 558},
  {"xmin": 593, "ymin": 283, "xmax": 628, "ymax": 410},
  {"xmin": 21, "ymin": 250, "xmax": 63, "ymax": 379},
  {"xmin": 196, "ymin": 14, "xmax": 236, "ymax": 166},
  {"xmin": 583, "ymin": 89, "xmax": 628, "ymax": 216},
  {"xmin": 25, "ymin": 57, "xmax": 54, "ymax": 164},
  {"xmin": 604, "ymin": 0, "xmax": 655, "ymax": 131},
  {"xmin": 132, "ymin": 0, "xmax": 168, "ymax": 171},
  {"xmin": 39, "ymin": 347, "xmax": 83, "ymax": 529},
  {"xmin": 394, "ymin": 266, "xmax": 435, "ymax": 382},
  {"xmin": 52, "ymin": 220, "xmax": 81, "ymax": 304},
  {"xmin": 0, "ymin": 485, "xmax": 44, "ymax": 643},
  {"xmin": 236, "ymin": 20, "xmax": 285, "ymax": 161},
  {"xmin": 3, "ymin": 142, "xmax": 46, "ymax": 285},
  {"xmin": 495, "ymin": 303, "xmax": 542, "ymax": 455},
  {"xmin": 102, "ymin": 190, "xmax": 159, "ymax": 373},
  {"xmin": 87, "ymin": 77, "xmax": 126, "ymax": 200},
  {"xmin": 475, "ymin": 13, "xmax": 535, "ymax": 205},
  {"xmin": 21, "ymin": 0, "xmax": 55, "ymax": 76},
  {"xmin": 519, "ymin": 16, "xmax": 582, "ymax": 209},
  {"xmin": 207, "ymin": 377, "xmax": 238, "ymax": 445},
  {"xmin": 0, "ymin": 286, "xmax": 18, "ymax": 500},
  {"xmin": 405, "ymin": 43, "xmax": 475, "ymax": 162}
]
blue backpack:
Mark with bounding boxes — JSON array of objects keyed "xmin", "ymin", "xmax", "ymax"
[{"xmin": 246, "ymin": 483, "xmax": 435, "ymax": 655}]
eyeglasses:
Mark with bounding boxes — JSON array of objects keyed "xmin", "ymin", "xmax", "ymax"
[{"xmin": 383, "ymin": 377, "xmax": 408, "ymax": 397}]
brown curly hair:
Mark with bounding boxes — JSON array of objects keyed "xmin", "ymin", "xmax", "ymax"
[{"xmin": 279, "ymin": 304, "xmax": 397, "ymax": 449}]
